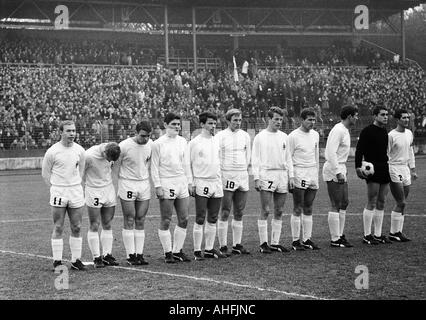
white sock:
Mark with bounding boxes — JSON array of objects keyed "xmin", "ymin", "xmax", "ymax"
[
  {"xmin": 69, "ymin": 236, "xmax": 82, "ymax": 263},
  {"xmin": 290, "ymin": 215, "xmax": 301, "ymax": 241},
  {"xmin": 339, "ymin": 209, "xmax": 346, "ymax": 236},
  {"xmin": 390, "ymin": 211, "xmax": 402, "ymax": 234},
  {"xmin": 302, "ymin": 214, "xmax": 313, "ymax": 242},
  {"xmin": 257, "ymin": 219, "xmax": 268, "ymax": 245},
  {"xmin": 231, "ymin": 219, "xmax": 243, "ymax": 246},
  {"xmin": 51, "ymin": 238, "xmax": 63, "ymax": 261},
  {"xmin": 217, "ymin": 220, "xmax": 228, "ymax": 247},
  {"xmin": 399, "ymin": 214, "xmax": 405, "ymax": 233},
  {"xmin": 328, "ymin": 212, "xmax": 340, "ymax": 241},
  {"xmin": 122, "ymin": 229, "xmax": 135, "ymax": 257},
  {"xmin": 373, "ymin": 209, "xmax": 384, "ymax": 237},
  {"xmin": 100, "ymin": 229, "xmax": 113, "ymax": 255},
  {"xmin": 204, "ymin": 222, "xmax": 216, "ymax": 251},
  {"xmin": 134, "ymin": 229, "xmax": 145, "ymax": 255},
  {"xmin": 193, "ymin": 223, "xmax": 204, "ymax": 252},
  {"xmin": 363, "ymin": 208, "xmax": 374, "ymax": 236},
  {"xmin": 158, "ymin": 229, "xmax": 172, "ymax": 253},
  {"xmin": 271, "ymin": 219, "xmax": 282, "ymax": 245},
  {"xmin": 87, "ymin": 231, "xmax": 100, "ymax": 259},
  {"xmin": 172, "ymin": 226, "xmax": 187, "ymax": 253}
]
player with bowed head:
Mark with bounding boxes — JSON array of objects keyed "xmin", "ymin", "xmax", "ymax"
[{"xmin": 83, "ymin": 142, "xmax": 121, "ymax": 268}]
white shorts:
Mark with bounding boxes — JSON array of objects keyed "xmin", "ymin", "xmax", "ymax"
[
  {"xmin": 322, "ymin": 162, "xmax": 347, "ymax": 182},
  {"xmin": 294, "ymin": 166, "xmax": 319, "ymax": 190},
  {"xmin": 85, "ymin": 184, "xmax": 116, "ymax": 208},
  {"xmin": 50, "ymin": 185, "xmax": 85, "ymax": 208},
  {"xmin": 118, "ymin": 179, "xmax": 151, "ymax": 201},
  {"xmin": 194, "ymin": 177, "xmax": 224, "ymax": 198},
  {"xmin": 258, "ymin": 169, "xmax": 288, "ymax": 193},
  {"xmin": 222, "ymin": 170, "xmax": 249, "ymax": 192},
  {"xmin": 389, "ymin": 164, "xmax": 411, "ymax": 186},
  {"xmin": 160, "ymin": 176, "xmax": 189, "ymax": 200}
]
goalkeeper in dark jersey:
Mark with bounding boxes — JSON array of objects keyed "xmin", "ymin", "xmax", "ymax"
[{"xmin": 355, "ymin": 105, "xmax": 392, "ymax": 245}]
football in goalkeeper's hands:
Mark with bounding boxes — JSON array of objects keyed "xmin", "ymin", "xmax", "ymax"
[{"xmin": 361, "ymin": 161, "xmax": 375, "ymax": 176}]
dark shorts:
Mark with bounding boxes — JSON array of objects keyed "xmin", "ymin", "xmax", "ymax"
[{"xmin": 366, "ymin": 162, "xmax": 391, "ymax": 185}]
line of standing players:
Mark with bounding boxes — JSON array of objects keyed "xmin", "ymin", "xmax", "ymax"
[{"xmin": 42, "ymin": 105, "xmax": 417, "ymax": 270}]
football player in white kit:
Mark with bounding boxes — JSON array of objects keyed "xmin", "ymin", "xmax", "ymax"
[
  {"xmin": 116, "ymin": 121, "xmax": 153, "ymax": 266},
  {"xmin": 387, "ymin": 109, "xmax": 418, "ymax": 242},
  {"xmin": 151, "ymin": 113, "xmax": 193, "ymax": 263},
  {"xmin": 42, "ymin": 120, "xmax": 87, "ymax": 271},
  {"xmin": 288, "ymin": 108, "xmax": 321, "ymax": 251},
  {"xmin": 189, "ymin": 112, "xmax": 227, "ymax": 260},
  {"xmin": 83, "ymin": 142, "xmax": 121, "ymax": 268},
  {"xmin": 323, "ymin": 106, "xmax": 358, "ymax": 248},
  {"xmin": 252, "ymin": 107, "xmax": 293, "ymax": 254},
  {"xmin": 215, "ymin": 109, "xmax": 251, "ymax": 256}
]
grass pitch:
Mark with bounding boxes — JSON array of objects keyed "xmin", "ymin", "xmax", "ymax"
[{"xmin": 1, "ymin": 158, "xmax": 425, "ymax": 300}]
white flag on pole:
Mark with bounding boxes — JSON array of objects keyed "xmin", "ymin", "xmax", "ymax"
[{"xmin": 233, "ymin": 56, "xmax": 239, "ymax": 82}]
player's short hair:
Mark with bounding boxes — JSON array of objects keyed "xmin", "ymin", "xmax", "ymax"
[
  {"xmin": 164, "ymin": 112, "xmax": 181, "ymax": 124},
  {"xmin": 59, "ymin": 120, "xmax": 75, "ymax": 132},
  {"xmin": 340, "ymin": 105, "xmax": 359, "ymax": 120},
  {"xmin": 136, "ymin": 121, "xmax": 152, "ymax": 133},
  {"xmin": 225, "ymin": 108, "xmax": 242, "ymax": 121},
  {"xmin": 104, "ymin": 142, "xmax": 121, "ymax": 161},
  {"xmin": 199, "ymin": 112, "xmax": 217, "ymax": 124},
  {"xmin": 372, "ymin": 105, "xmax": 388, "ymax": 116},
  {"xmin": 393, "ymin": 109, "xmax": 409, "ymax": 119},
  {"xmin": 267, "ymin": 107, "xmax": 284, "ymax": 118},
  {"xmin": 300, "ymin": 108, "xmax": 316, "ymax": 120}
]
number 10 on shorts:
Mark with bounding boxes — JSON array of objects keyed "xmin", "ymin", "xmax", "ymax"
[{"xmin": 226, "ymin": 181, "xmax": 235, "ymax": 189}]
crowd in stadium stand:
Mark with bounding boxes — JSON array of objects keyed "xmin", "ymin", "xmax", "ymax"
[
  {"xmin": 1, "ymin": 59, "xmax": 425, "ymax": 150},
  {"xmin": 0, "ymin": 37, "xmax": 159, "ymax": 65},
  {"xmin": 1, "ymin": 36, "xmax": 386, "ymax": 68}
]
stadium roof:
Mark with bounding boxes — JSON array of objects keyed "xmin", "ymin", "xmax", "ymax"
[{"xmin": 0, "ymin": 0, "xmax": 423, "ymax": 10}]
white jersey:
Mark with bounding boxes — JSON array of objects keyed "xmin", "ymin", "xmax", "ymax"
[
  {"xmin": 388, "ymin": 129, "xmax": 415, "ymax": 168},
  {"xmin": 84, "ymin": 144, "xmax": 114, "ymax": 188},
  {"xmin": 215, "ymin": 128, "xmax": 251, "ymax": 172},
  {"xmin": 42, "ymin": 141, "xmax": 85, "ymax": 187},
  {"xmin": 251, "ymin": 129, "xmax": 293, "ymax": 180},
  {"xmin": 117, "ymin": 137, "xmax": 152, "ymax": 181},
  {"xmin": 288, "ymin": 127, "xmax": 319, "ymax": 168},
  {"xmin": 189, "ymin": 134, "xmax": 221, "ymax": 183},
  {"xmin": 324, "ymin": 122, "xmax": 350, "ymax": 175},
  {"xmin": 151, "ymin": 134, "xmax": 192, "ymax": 188}
]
